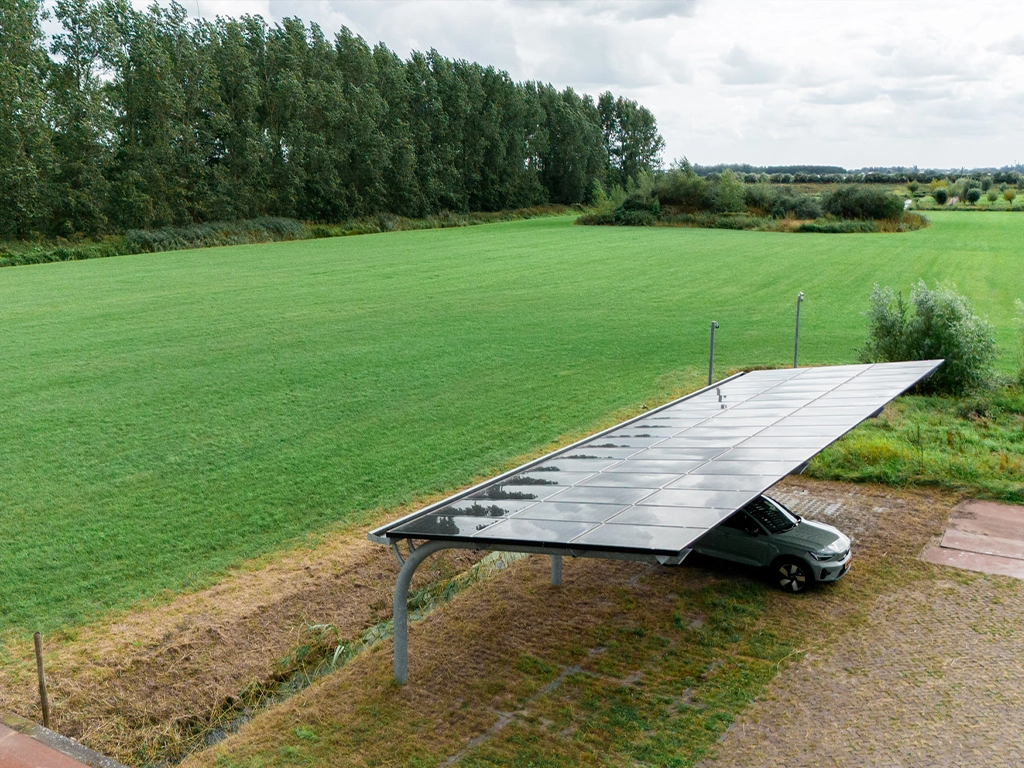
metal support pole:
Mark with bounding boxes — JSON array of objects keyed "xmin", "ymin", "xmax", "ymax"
[
  {"xmin": 708, "ymin": 321, "xmax": 719, "ymax": 386},
  {"xmin": 793, "ymin": 293, "xmax": 804, "ymax": 368},
  {"xmin": 550, "ymin": 555, "xmax": 562, "ymax": 586},
  {"xmin": 392, "ymin": 539, "xmax": 451, "ymax": 684}
]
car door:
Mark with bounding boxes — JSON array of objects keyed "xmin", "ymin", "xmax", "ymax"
[{"xmin": 696, "ymin": 509, "xmax": 770, "ymax": 566}]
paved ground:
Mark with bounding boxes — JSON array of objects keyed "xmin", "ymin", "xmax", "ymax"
[
  {"xmin": 922, "ymin": 499, "xmax": 1024, "ymax": 579},
  {"xmin": 705, "ymin": 495, "xmax": 1024, "ymax": 768},
  {"xmin": 0, "ymin": 712, "xmax": 125, "ymax": 768}
]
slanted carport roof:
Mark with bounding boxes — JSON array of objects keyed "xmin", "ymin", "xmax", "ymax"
[{"xmin": 371, "ymin": 359, "xmax": 942, "ymax": 681}]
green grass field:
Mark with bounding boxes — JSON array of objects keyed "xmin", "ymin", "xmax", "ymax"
[{"xmin": 1, "ymin": 211, "xmax": 1022, "ymax": 637}]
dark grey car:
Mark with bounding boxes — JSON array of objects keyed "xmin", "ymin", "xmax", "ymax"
[{"xmin": 692, "ymin": 494, "xmax": 851, "ymax": 593}]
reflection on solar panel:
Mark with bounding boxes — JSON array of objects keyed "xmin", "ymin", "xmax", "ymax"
[
  {"xmin": 371, "ymin": 360, "xmax": 942, "ymax": 682},
  {"xmin": 371, "ymin": 360, "xmax": 942, "ymax": 557}
]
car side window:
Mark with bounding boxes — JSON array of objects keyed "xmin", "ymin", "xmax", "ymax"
[{"xmin": 721, "ymin": 511, "xmax": 763, "ymax": 536}]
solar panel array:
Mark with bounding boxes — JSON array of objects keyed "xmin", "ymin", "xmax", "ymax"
[{"xmin": 372, "ymin": 360, "xmax": 941, "ymax": 557}]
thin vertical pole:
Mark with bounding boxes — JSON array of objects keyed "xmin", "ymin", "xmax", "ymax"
[
  {"xmin": 33, "ymin": 632, "xmax": 50, "ymax": 728},
  {"xmin": 550, "ymin": 555, "xmax": 562, "ymax": 586},
  {"xmin": 708, "ymin": 321, "xmax": 719, "ymax": 385},
  {"xmin": 793, "ymin": 293, "xmax": 804, "ymax": 368}
]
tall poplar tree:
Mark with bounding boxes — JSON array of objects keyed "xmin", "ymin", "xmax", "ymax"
[{"xmin": 0, "ymin": 0, "xmax": 52, "ymax": 237}]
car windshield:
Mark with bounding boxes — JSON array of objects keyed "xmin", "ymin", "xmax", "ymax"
[{"xmin": 744, "ymin": 497, "xmax": 798, "ymax": 534}]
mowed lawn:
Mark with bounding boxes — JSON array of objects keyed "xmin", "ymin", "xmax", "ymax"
[{"xmin": 1, "ymin": 212, "xmax": 1021, "ymax": 636}]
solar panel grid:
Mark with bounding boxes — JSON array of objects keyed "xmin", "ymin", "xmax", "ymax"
[{"xmin": 378, "ymin": 361, "xmax": 942, "ymax": 556}]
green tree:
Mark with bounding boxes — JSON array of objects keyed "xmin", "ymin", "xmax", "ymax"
[
  {"xmin": 0, "ymin": 0, "xmax": 53, "ymax": 238},
  {"xmin": 714, "ymin": 169, "xmax": 745, "ymax": 213},
  {"xmin": 536, "ymin": 85, "xmax": 604, "ymax": 204},
  {"xmin": 598, "ymin": 92, "xmax": 664, "ymax": 189},
  {"xmin": 48, "ymin": 0, "xmax": 111, "ymax": 235}
]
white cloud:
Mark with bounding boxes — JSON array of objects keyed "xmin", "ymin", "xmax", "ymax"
[
  {"xmin": 718, "ymin": 46, "xmax": 784, "ymax": 86},
  {"xmin": 107, "ymin": 0, "xmax": 1024, "ymax": 168}
]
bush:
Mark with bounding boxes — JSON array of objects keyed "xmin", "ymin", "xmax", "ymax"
[
  {"xmin": 743, "ymin": 184, "xmax": 778, "ymax": 214},
  {"xmin": 1004, "ymin": 188, "xmax": 1017, "ymax": 202},
  {"xmin": 860, "ymin": 281, "xmax": 997, "ymax": 395},
  {"xmin": 613, "ymin": 209, "xmax": 657, "ymax": 226},
  {"xmin": 772, "ymin": 191, "xmax": 823, "ymax": 219},
  {"xmin": 713, "ymin": 170, "xmax": 745, "ymax": 213},
  {"xmin": 123, "ymin": 217, "xmax": 310, "ymax": 253},
  {"xmin": 823, "ymin": 186, "xmax": 905, "ymax": 220},
  {"xmin": 966, "ymin": 188, "xmax": 982, "ymax": 204},
  {"xmin": 987, "ymin": 189, "xmax": 999, "ymax": 202},
  {"xmin": 796, "ymin": 217, "xmax": 877, "ymax": 233},
  {"xmin": 933, "ymin": 188, "xmax": 949, "ymax": 205},
  {"xmin": 653, "ymin": 168, "xmax": 710, "ymax": 210}
]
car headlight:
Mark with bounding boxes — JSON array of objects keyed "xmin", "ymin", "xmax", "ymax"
[{"xmin": 809, "ymin": 550, "xmax": 834, "ymax": 561}]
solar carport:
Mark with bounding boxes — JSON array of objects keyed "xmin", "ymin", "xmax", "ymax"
[{"xmin": 370, "ymin": 360, "xmax": 942, "ymax": 682}]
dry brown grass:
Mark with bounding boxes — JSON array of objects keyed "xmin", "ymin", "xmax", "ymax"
[
  {"xmin": 0, "ymin": 504, "xmax": 485, "ymax": 765},
  {"xmin": 0, "ymin": 476, "xmax": 960, "ymax": 767},
  {"xmin": 179, "ymin": 479, "xmax": 959, "ymax": 768}
]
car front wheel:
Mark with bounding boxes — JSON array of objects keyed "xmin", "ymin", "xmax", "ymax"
[{"xmin": 774, "ymin": 558, "xmax": 813, "ymax": 593}]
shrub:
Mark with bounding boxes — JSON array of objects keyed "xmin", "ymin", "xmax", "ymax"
[
  {"xmin": 1004, "ymin": 188, "xmax": 1017, "ymax": 202},
  {"xmin": 824, "ymin": 186, "xmax": 905, "ymax": 220},
  {"xmin": 653, "ymin": 168, "xmax": 710, "ymax": 210},
  {"xmin": 860, "ymin": 281, "xmax": 997, "ymax": 395},
  {"xmin": 713, "ymin": 170, "xmax": 745, "ymax": 213},
  {"xmin": 613, "ymin": 209, "xmax": 657, "ymax": 226},
  {"xmin": 933, "ymin": 188, "xmax": 949, "ymax": 205},
  {"xmin": 987, "ymin": 189, "xmax": 999, "ymax": 202},
  {"xmin": 796, "ymin": 217, "xmax": 877, "ymax": 233},
  {"xmin": 123, "ymin": 217, "xmax": 310, "ymax": 253},
  {"xmin": 743, "ymin": 184, "xmax": 778, "ymax": 214},
  {"xmin": 966, "ymin": 188, "xmax": 982, "ymax": 204},
  {"xmin": 772, "ymin": 191, "xmax": 823, "ymax": 219}
]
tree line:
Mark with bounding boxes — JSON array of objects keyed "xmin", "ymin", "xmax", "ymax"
[
  {"xmin": 0, "ymin": 0, "xmax": 664, "ymax": 239},
  {"xmin": 691, "ymin": 162, "xmax": 1024, "ymax": 187}
]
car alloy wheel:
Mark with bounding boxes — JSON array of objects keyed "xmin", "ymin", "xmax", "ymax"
[{"xmin": 776, "ymin": 558, "xmax": 811, "ymax": 593}]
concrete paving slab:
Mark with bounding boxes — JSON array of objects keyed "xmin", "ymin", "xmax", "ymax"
[
  {"xmin": 940, "ymin": 529, "xmax": 1024, "ymax": 561},
  {"xmin": 0, "ymin": 722, "xmax": 90, "ymax": 768},
  {"xmin": 921, "ymin": 545, "xmax": 1024, "ymax": 579},
  {"xmin": 0, "ymin": 713, "xmax": 126, "ymax": 768},
  {"xmin": 920, "ymin": 499, "xmax": 1024, "ymax": 579},
  {"xmin": 947, "ymin": 499, "xmax": 1024, "ymax": 540}
]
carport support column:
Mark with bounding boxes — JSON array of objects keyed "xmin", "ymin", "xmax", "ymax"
[
  {"xmin": 392, "ymin": 539, "xmax": 452, "ymax": 684},
  {"xmin": 550, "ymin": 555, "xmax": 562, "ymax": 586}
]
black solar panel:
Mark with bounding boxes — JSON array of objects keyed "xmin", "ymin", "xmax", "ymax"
[{"xmin": 370, "ymin": 361, "xmax": 942, "ymax": 557}]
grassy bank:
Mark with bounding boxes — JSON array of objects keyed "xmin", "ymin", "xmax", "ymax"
[
  {"xmin": 1, "ymin": 211, "xmax": 1023, "ymax": 637},
  {"xmin": 811, "ymin": 387, "xmax": 1024, "ymax": 501},
  {"xmin": 0, "ymin": 207, "xmax": 576, "ymax": 268}
]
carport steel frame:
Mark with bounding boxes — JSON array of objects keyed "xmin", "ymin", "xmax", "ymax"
[{"xmin": 370, "ymin": 375, "xmax": 743, "ymax": 683}]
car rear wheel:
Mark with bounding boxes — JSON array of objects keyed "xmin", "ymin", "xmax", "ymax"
[{"xmin": 774, "ymin": 558, "xmax": 813, "ymax": 593}]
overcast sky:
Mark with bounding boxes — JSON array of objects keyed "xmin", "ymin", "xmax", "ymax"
[{"xmin": 172, "ymin": 1, "xmax": 1024, "ymax": 169}]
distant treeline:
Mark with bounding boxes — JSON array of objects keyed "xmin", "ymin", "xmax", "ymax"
[
  {"xmin": 0, "ymin": 0, "xmax": 664, "ymax": 239},
  {"xmin": 692, "ymin": 163, "xmax": 1024, "ymax": 186}
]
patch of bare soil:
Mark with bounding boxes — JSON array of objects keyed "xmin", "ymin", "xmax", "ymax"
[{"xmin": 0, "ymin": 511, "xmax": 484, "ymax": 765}]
